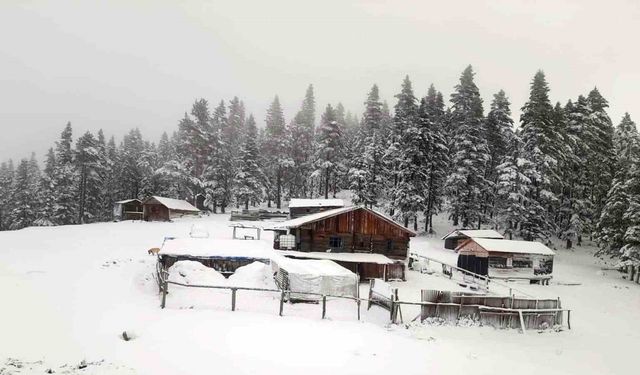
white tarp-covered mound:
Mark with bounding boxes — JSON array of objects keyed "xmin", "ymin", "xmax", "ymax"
[
  {"xmin": 228, "ymin": 261, "xmax": 277, "ymax": 289},
  {"xmin": 169, "ymin": 260, "xmax": 276, "ymax": 289},
  {"xmin": 272, "ymin": 257, "xmax": 358, "ymax": 300},
  {"xmin": 169, "ymin": 260, "xmax": 227, "ymax": 285}
]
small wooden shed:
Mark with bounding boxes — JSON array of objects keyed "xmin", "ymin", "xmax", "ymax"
[
  {"xmin": 113, "ymin": 199, "xmax": 143, "ymax": 221},
  {"xmin": 143, "ymin": 196, "xmax": 200, "ymax": 221},
  {"xmin": 157, "ymin": 238, "xmax": 272, "ymax": 277},
  {"xmin": 456, "ymin": 238, "xmax": 555, "ymax": 277},
  {"xmin": 266, "ymin": 206, "xmax": 416, "ymax": 280},
  {"xmin": 288, "ymin": 198, "xmax": 345, "ymax": 219},
  {"xmin": 442, "ymin": 229, "xmax": 504, "ymax": 250}
]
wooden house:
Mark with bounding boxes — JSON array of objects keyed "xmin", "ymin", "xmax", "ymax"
[
  {"xmin": 456, "ymin": 238, "xmax": 555, "ymax": 277},
  {"xmin": 442, "ymin": 229, "xmax": 504, "ymax": 250},
  {"xmin": 143, "ymin": 196, "xmax": 200, "ymax": 221},
  {"xmin": 288, "ymin": 198, "xmax": 345, "ymax": 219},
  {"xmin": 113, "ymin": 199, "xmax": 143, "ymax": 221},
  {"xmin": 266, "ymin": 206, "xmax": 416, "ymax": 280}
]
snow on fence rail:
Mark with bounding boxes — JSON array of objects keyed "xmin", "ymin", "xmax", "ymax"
[
  {"xmin": 156, "ymin": 270, "xmax": 570, "ymax": 333},
  {"xmin": 417, "ymin": 290, "xmax": 569, "ymax": 333}
]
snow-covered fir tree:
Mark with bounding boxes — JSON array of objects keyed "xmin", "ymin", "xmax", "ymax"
[
  {"xmin": 350, "ymin": 84, "xmax": 386, "ymax": 208},
  {"xmin": 314, "ymin": 104, "xmax": 343, "ymax": 199},
  {"xmin": 595, "ymin": 114, "xmax": 640, "ymax": 258},
  {"xmin": 52, "ymin": 122, "xmax": 79, "ymax": 225},
  {"xmin": 519, "ymin": 71, "xmax": 564, "ymax": 241},
  {"xmin": 421, "ymin": 85, "xmax": 450, "ymax": 233},
  {"xmin": 235, "ymin": 115, "xmax": 264, "ymax": 209},
  {"xmin": 75, "ymin": 131, "xmax": 103, "ymax": 223},
  {"xmin": 288, "ymin": 85, "xmax": 316, "ymax": 198},
  {"xmin": 263, "ymin": 96, "xmax": 291, "ymax": 208},
  {"xmin": 0, "ymin": 160, "xmax": 15, "ymax": 230},
  {"xmin": 445, "ymin": 66, "xmax": 489, "ymax": 228},
  {"xmin": 9, "ymin": 156, "xmax": 40, "ymax": 230}
]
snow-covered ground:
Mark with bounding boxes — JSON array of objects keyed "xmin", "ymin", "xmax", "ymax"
[{"xmin": 1, "ymin": 214, "xmax": 639, "ymax": 374}]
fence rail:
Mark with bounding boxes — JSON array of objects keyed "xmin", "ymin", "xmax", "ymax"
[{"xmin": 157, "ymin": 269, "xmax": 569, "ymax": 333}]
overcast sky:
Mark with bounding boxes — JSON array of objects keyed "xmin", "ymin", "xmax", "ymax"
[{"xmin": 1, "ymin": 0, "xmax": 638, "ymax": 162}]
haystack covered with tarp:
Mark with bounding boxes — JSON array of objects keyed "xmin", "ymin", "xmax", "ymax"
[{"xmin": 271, "ymin": 257, "xmax": 358, "ymax": 301}]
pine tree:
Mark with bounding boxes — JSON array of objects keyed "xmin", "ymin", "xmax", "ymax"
[
  {"xmin": 9, "ymin": 156, "xmax": 40, "ymax": 230},
  {"xmin": 0, "ymin": 160, "xmax": 15, "ymax": 230},
  {"xmin": 445, "ymin": 66, "xmax": 489, "ymax": 228},
  {"xmin": 359, "ymin": 84, "xmax": 387, "ymax": 208},
  {"xmin": 519, "ymin": 71, "xmax": 564, "ymax": 241},
  {"xmin": 314, "ymin": 104, "xmax": 343, "ymax": 199},
  {"xmin": 289, "ymin": 85, "xmax": 316, "ymax": 198},
  {"xmin": 596, "ymin": 114, "xmax": 640, "ymax": 258},
  {"xmin": 496, "ymin": 133, "xmax": 529, "ymax": 239},
  {"xmin": 421, "ymin": 85, "xmax": 450, "ymax": 232},
  {"xmin": 235, "ymin": 115, "xmax": 264, "ymax": 209},
  {"xmin": 76, "ymin": 131, "xmax": 103, "ymax": 223},
  {"xmin": 52, "ymin": 122, "xmax": 79, "ymax": 225},
  {"xmin": 621, "ymin": 160, "xmax": 640, "ymax": 267},
  {"xmin": 263, "ymin": 96, "xmax": 291, "ymax": 208}
]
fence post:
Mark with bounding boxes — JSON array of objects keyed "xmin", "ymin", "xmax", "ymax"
[
  {"xmin": 390, "ymin": 290, "xmax": 396, "ymax": 323},
  {"xmin": 322, "ymin": 295, "xmax": 327, "ymax": 319},
  {"xmin": 357, "ymin": 299, "xmax": 361, "ymax": 321},
  {"xmin": 367, "ymin": 279, "xmax": 373, "ymax": 310},
  {"xmin": 161, "ymin": 280, "xmax": 168, "ymax": 309},
  {"xmin": 279, "ymin": 290, "xmax": 285, "ymax": 316},
  {"xmin": 231, "ymin": 288, "xmax": 237, "ymax": 311},
  {"xmin": 567, "ymin": 310, "xmax": 571, "ymax": 330}
]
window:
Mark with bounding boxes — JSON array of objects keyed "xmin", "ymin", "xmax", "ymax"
[
  {"xmin": 329, "ymin": 236, "xmax": 343, "ymax": 248},
  {"xmin": 386, "ymin": 240, "xmax": 394, "ymax": 253}
]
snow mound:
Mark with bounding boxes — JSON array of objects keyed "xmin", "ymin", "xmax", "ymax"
[
  {"xmin": 168, "ymin": 260, "xmax": 226, "ymax": 286},
  {"xmin": 227, "ymin": 262, "xmax": 276, "ymax": 289}
]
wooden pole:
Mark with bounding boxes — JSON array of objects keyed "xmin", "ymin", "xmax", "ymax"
[
  {"xmin": 231, "ymin": 288, "xmax": 237, "ymax": 311},
  {"xmin": 518, "ymin": 310, "xmax": 527, "ymax": 334},
  {"xmin": 367, "ymin": 279, "xmax": 373, "ymax": 310},
  {"xmin": 279, "ymin": 290, "xmax": 285, "ymax": 316},
  {"xmin": 322, "ymin": 295, "xmax": 327, "ymax": 319},
  {"xmin": 357, "ymin": 299, "xmax": 361, "ymax": 321},
  {"xmin": 161, "ymin": 280, "xmax": 168, "ymax": 309},
  {"xmin": 567, "ymin": 310, "xmax": 571, "ymax": 330}
]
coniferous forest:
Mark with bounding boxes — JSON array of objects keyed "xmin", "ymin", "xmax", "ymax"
[{"xmin": 1, "ymin": 66, "xmax": 638, "ymax": 268}]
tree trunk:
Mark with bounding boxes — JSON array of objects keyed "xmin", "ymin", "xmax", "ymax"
[
  {"xmin": 324, "ymin": 171, "xmax": 329, "ymax": 199},
  {"xmin": 413, "ymin": 216, "xmax": 418, "ymax": 232},
  {"xmin": 566, "ymin": 239, "xmax": 572, "ymax": 249},
  {"xmin": 276, "ymin": 169, "xmax": 282, "ymax": 209}
]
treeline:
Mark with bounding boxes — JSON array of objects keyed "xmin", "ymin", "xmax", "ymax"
[{"xmin": 0, "ymin": 66, "xmax": 638, "ymax": 267}]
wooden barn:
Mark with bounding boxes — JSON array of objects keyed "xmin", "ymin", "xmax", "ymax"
[
  {"xmin": 266, "ymin": 206, "xmax": 416, "ymax": 281},
  {"xmin": 143, "ymin": 196, "xmax": 200, "ymax": 221},
  {"xmin": 288, "ymin": 198, "xmax": 345, "ymax": 219},
  {"xmin": 113, "ymin": 199, "xmax": 143, "ymax": 221},
  {"xmin": 442, "ymin": 229, "xmax": 504, "ymax": 250},
  {"xmin": 456, "ymin": 238, "xmax": 555, "ymax": 278}
]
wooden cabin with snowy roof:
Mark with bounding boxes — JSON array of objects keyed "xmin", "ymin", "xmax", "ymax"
[
  {"xmin": 266, "ymin": 206, "xmax": 416, "ymax": 280},
  {"xmin": 142, "ymin": 196, "xmax": 200, "ymax": 221},
  {"xmin": 456, "ymin": 238, "xmax": 555, "ymax": 279}
]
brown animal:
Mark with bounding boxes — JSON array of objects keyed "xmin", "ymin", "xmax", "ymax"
[{"xmin": 147, "ymin": 247, "xmax": 160, "ymax": 255}]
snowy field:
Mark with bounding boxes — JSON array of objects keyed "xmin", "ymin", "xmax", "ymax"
[{"xmin": 1, "ymin": 214, "xmax": 639, "ymax": 374}]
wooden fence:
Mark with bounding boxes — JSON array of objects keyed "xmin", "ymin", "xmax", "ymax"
[
  {"xmin": 418, "ymin": 290, "xmax": 568, "ymax": 333},
  {"xmin": 156, "ymin": 268, "xmax": 570, "ymax": 333}
]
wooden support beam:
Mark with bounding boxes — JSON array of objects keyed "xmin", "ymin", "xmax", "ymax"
[
  {"xmin": 231, "ymin": 288, "xmax": 237, "ymax": 311},
  {"xmin": 279, "ymin": 290, "xmax": 285, "ymax": 316},
  {"xmin": 322, "ymin": 295, "xmax": 327, "ymax": 319}
]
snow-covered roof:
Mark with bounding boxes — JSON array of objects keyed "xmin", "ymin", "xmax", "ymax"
[
  {"xmin": 273, "ymin": 257, "xmax": 355, "ymax": 276},
  {"xmin": 267, "ymin": 206, "xmax": 416, "ymax": 236},
  {"xmin": 115, "ymin": 199, "xmax": 142, "ymax": 204},
  {"xmin": 276, "ymin": 250, "xmax": 396, "ymax": 264},
  {"xmin": 288, "ymin": 198, "xmax": 345, "ymax": 208},
  {"xmin": 457, "ymin": 238, "xmax": 555, "ymax": 256},
  {"xmin": 442, "ymin": 229, "xmax": 504, "ymax": 240},
  {"xmin": 160, "ymin": 238, "xmax": 273, "ymax": 258},
  {"xmin": 147, "ymin": 196, "xmax": 200, "ymax": 212}
]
